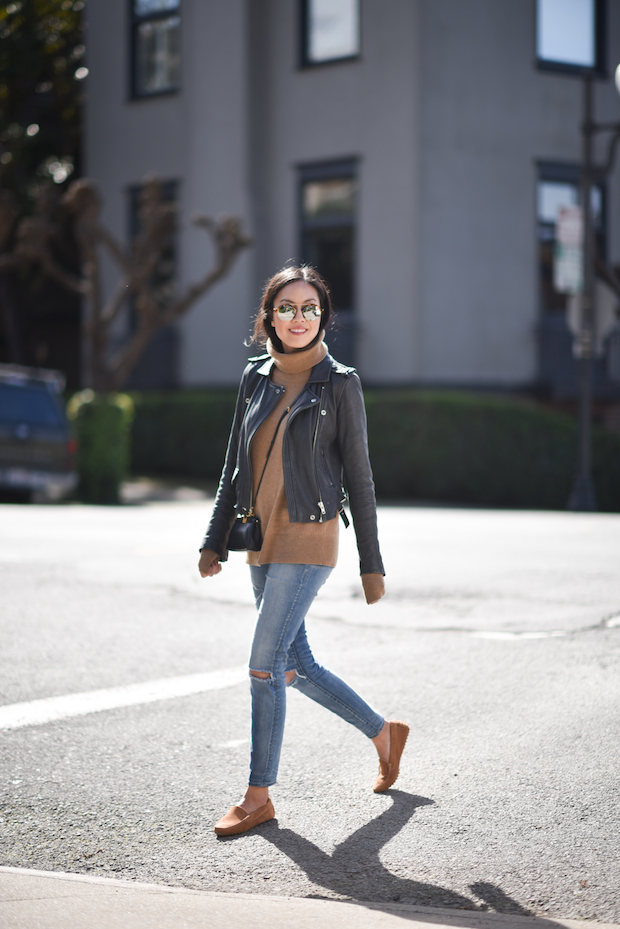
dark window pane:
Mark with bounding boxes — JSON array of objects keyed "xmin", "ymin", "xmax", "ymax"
[
  {"xmin": 299, "ymin": 165, "xmax": 357, "ymax": 364},
  {"xmin": 303, "ymin": 178, "xmax": 355, "ymax": 218},
  {"xmin": 539, "ymin": 235, "xmax": 568, "ymax": 314},
  {"xmin": 125, "ymin": 183, "xmax": 178, "ymax": 387},
  {"xmin": 306, "ymin": 0, "xmax": 360, "ymax": 63},
  {"xmin": 136, "ymin": 15, "xmax": 180, "ymax": 94},
  {"xmin": 134, "ymin": 0, "xmax": 179, "ymax": 15},
  {"xmin": 537, "ymin": 0, "xmax": 596, "ymax": 67},
  {"xmin": 537, "ymin": 178, "xmax": 604, "ymax": 314},
  {"xmin": 538, "ymin": 181, "xmax": 578, "ymax": 222},
  {"xmin": 0, "ymin": 384, "xmax": 62, "ymax": 425},
  {"xmin": 301, "ymin": 225, "xmax": 354, "ymax": 310},
  {"xmin": 128, "ymin": 181, "xmax": 177, "ymax": 313}
]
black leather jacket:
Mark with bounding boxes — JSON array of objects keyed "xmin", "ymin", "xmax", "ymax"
[{"xmin": 201, "ymin": 352, "xmax": 384, "ymax": 576}]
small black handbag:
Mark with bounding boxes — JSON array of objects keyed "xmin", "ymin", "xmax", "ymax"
[
  {"xmin": 226, "ymin": 404, "xmax": 290, "ymax": 553},
  {"xmin": 227, "ymin": 513, "xmax": 262, "ymax": 552}
]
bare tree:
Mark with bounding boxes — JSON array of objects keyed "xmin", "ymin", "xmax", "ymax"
[{"xmin": 0, "ymin": 175, "xmax": 251, "ymax": 390}]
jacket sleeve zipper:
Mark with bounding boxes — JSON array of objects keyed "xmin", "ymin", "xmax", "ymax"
[{"xmin": 312, "ymin": 386, "xmax": 326, "ymax": 521}]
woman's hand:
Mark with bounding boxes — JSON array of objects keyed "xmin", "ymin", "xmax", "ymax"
[
  {"xmin": 199, "ymin": 549, "xmax": 222, "ymax": 578},
  {"xmin": 362, "ymin": 573, "xmax": 385, "ymax": 605}
]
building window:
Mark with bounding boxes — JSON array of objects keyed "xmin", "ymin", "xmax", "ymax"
[
  {"xmin": 537, "ymin": 164, "xmax": 604, "ymax": 316},
  {"xmin": 125, "ymin": 179, "xmax": 179, "ymax": 387},
  {"xmin": 128, "ymin": 178, "xmax": 178, "ymax": 306},
  {"xmin": 299, "ymin": 160, "xmax": 357, "ymax": 364},
  {"xmin": 536, "ymin": 0, "xmax": 605, "ymax": 74},
  {"xmin": 536, "ymin": 162, "xmax": 612, "ymax": 397},
  {"xmin": 131, "ymin": 0, "xmax": 181, "ymax": 98},
  {"xmin": 301, "ymin": 0, "xmax": 360, "ymax": 67}
]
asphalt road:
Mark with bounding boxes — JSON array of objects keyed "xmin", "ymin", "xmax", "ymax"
[{"xmin": 1, "ymin": 492, "xmax": 619, "ymax": 922}]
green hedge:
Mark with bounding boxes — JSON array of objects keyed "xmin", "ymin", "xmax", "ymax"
[
  {"xmin": 131, "ymin": 390, "xmax": 238, "ymax": 481},
  {"xmin": 129, "ymin": 389, "xmax": 620, "ymax": 512},
  {"xmin": 68, "ymin": 391, "xmax": 134, "ymax": 504},
  {"xmin": 365, "ymin": 391, "xmax": 620, "ymax": 511}
]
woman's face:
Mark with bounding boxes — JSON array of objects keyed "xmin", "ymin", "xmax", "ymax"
[{"xmin": 271, "ymin": 281, "xmax": 322, "ymax": 353}]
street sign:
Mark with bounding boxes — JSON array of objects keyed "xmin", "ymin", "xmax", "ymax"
[
  {"xmin": 554, "ymin": 205, "xmax": 583, "ymax": 294},
  {"xmin": 567, "ymin": 280, "xmax": 620, "ymax": 357}
]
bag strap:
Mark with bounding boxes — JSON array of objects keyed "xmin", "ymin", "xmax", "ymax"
[{"xmin": 248, "ymin": 405, "xmax": 290, "ymax": 516}]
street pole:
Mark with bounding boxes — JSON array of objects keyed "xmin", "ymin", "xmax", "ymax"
[{"xmin": 568, "ymin": 74, "xmax": 597, "ymax": 511}]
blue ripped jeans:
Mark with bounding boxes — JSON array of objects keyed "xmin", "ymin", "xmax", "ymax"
[{"xmin": 248, "ymin": 563, "xmax": 385, "ymax": 787}]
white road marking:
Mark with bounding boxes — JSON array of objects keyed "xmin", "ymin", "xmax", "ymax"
[
  {"xmin": 0, "ymin": 665, "xmax": 248, "ymax": 731},
  {"xmin": 471, "ymin": 630, "xmax": 567, "ymax": 640}
]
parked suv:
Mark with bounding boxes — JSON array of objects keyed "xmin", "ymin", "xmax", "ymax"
[{"xmin": 0, "ymin": 364, "xmax": 77, "ymax": 502}]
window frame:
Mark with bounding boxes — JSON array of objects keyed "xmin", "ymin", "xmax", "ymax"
[
  {"xmin": 297, "ymin": 158, "xmax": 358, "ymax": 303},
  {"xmin": 126, "ymin": 178, "xmax": 179, "ymax": 316},
  {"xmin": 535, "ymin": 0, "xmax": 607, "ymax": 77},
  {"xmin": 297, "ymin": 158, "xmax": 358, "ymax": 365},
  {"xmin": 536, "ymin": 160, "xmax": 607, "ymax": 317},
  {"xmin": 124, "ymin": 178, "xmax": 180, "ymax": 388},
  {"xmin": 129, "ymin": 0, "xmax": 182, "ymax": 100},
  {"xmin": 299, "ymin": 0, "xmax": 361, "ymax": 69},
  {"xmin": 535, "ymin": 160, "xmax": 619, "ymax": 398}
]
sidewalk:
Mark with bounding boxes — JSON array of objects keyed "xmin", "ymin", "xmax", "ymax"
[{"xmin": 1, "ymin": 869, "xmax": 619, "ymax": 929}]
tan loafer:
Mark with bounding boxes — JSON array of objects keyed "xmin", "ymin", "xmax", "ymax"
[
  {"xmin": 213, "ymin": 798, "xmax": 275, "ymax": 836},
  {"xmin": 373, "ymin": 720, "xmax": 409, "ymax": 792}
]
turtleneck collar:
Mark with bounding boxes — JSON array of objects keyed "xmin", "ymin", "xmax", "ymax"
[{"xmin": 267, "ymin": 337, "xmax": 327, "ymax": 374}]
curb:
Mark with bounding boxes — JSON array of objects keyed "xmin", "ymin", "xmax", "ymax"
[{"xmin": 1, "ymin": 867, "xmax": 619, "ymax": 929}]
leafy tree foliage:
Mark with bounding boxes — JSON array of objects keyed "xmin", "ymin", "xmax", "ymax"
[
  {"xmin": 0, "ymin": 3, "xmax": 250, "ymax": 392},
  {"xmin": 0, "ymin": 0, "xmax": 85, "ymax": 206}
]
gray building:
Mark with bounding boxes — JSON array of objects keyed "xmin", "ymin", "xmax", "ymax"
[{"xmin": 85, "ymin": 0, "xmax": 620, "ymax": 396}]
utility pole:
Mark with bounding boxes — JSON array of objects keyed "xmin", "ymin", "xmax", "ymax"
[
  {"xmin": 568, "ymin": 69, "xmax": 620, "ymax": 511},
  {"xmin": 568, "ymin": 75, "xmax": 597, "ymax": 511}
]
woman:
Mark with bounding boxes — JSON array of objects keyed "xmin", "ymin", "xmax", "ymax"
[{"xmin": 199, "ymin": 266, "xmax": 408, "ymax": 836}]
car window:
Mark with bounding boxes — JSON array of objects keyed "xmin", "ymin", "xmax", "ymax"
[{"xmin": 0, "ymin": 383, "xmax": 65, "ymax": 426}]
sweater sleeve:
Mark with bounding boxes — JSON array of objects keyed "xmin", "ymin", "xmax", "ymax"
[{"xmin": 362, "ymin": 573, "xmax": 385, "ymax": 604}]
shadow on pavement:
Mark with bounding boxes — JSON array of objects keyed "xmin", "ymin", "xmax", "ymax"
[{"xmin": 242, "ymin": 790, "xmax": 562, "ymax": 926}]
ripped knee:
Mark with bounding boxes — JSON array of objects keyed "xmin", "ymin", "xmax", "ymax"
[{"xmin": 249, "ymin": 669, "xmax": 297, "ymax": 684}]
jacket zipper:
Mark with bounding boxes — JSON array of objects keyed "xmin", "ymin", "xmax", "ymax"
[{"xmin": 312, "ymin": 386, "xmax": 326, "ymax": 521}]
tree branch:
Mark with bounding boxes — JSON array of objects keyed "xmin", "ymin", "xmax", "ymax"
[
  {"xmin": 1, "ymin": 176, "xmax": 252, "ymax": 390},
  {"xmin": 163, "ymin": 214, "xmax": 252, "ymax": 324}
]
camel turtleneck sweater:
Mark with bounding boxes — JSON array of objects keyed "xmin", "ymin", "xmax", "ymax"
[
  {"xmin": 198, "ymin": 338, "xmax": 385, "ymax": 602},
  {"xmin": 247, "ymin": 338, "xmax": 339, "ymax": 568}
]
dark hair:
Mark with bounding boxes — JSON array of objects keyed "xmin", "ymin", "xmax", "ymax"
[{"xmin": 251, "ymin": 265, "xmax": 334, "ymax": 353}]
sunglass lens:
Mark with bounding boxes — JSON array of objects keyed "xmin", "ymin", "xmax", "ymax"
[{"xmin": 274, "ymin": 304, "xmax": 321, "ymax": 320}]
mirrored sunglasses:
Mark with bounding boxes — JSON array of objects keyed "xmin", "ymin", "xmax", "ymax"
[{"xmin": 273, "ymin": 303, "xmax": 322, "ymax": 322}]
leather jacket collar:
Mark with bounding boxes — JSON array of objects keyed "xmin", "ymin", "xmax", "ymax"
[{"xmin": 254, "ymin": 352, "xmax": 343, "ymax": 383}]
